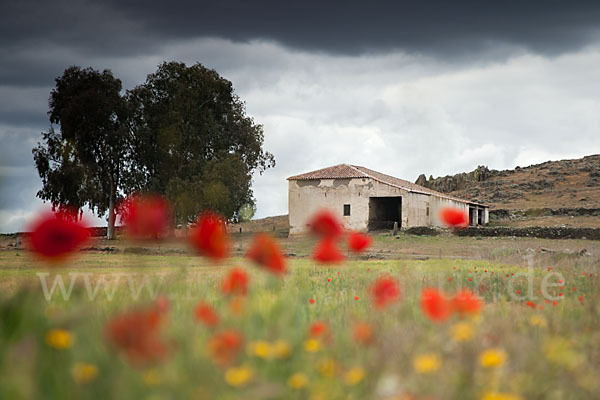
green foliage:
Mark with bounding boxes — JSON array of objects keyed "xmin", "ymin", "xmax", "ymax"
[{"xmin": 238, "ymin": 204, "xmax": 256, "ymax": 222}]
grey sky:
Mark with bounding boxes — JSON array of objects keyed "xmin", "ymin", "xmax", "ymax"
[{"xmin": 2, "ymin": 1, "xmax": 600, "ymax": 232}]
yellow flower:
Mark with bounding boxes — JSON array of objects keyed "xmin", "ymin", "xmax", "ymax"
[
  {"xmin": 248, "ymin": 340, "xmax": 273, "ymax": 359},
  {"xmin": 543, "ymin": 338, "xmax": 583, "ymax": 370},
  {"xmin": 451, "ymin": 322, "xmax": 475, "ymax": 342},
  {"xmin": 478, "ymin": 348, "xmax": 507, "ymax": 368},
  {"xmin": 413, "ymin": 353, "xmax": 441, "ymax": 374},
  {"xmin": 225, "ymin": 366, "xmax": 253, "ymax": 387},
  {"xmin": 45, "ymin": 329, "xmax": 73, "ymax": 349},
  {"xmin": 71, "ymin": 363, "xmax": 98, "ymax": 384},
  {"xmin": 304, "ymin": 339, "xmax": 321, "ymax": 353},
  {"xmin": 143, "ymin": 369, "xmax": 162, "ymax": 386},
  {"xmin": 288, "ymin": 372, "xmax": 309, "ymax": 389},
  {"xmin": 344, "ymin": 367, "xmax": 365, "ymax": 386},
  {"xmin": 481, "ymin": 392, "xmax": 522, "ymax": 400},
  {"xmin": 271, "ymin": 340, "xmax": 292, "ymax": 359},
  {"xmin": 528, "ymin": 315, "xmax": 547, "ymax": 327},
  {"xmin": 317, "ymin": 358, "xmax": 338, "ymax": 378}
]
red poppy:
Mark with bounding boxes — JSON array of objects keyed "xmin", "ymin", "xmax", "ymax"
[
  {"xmin": 452, "ymin": 289, "xmax": 483, "ymax": 316},
  {"xmin": 104, "ymin": 307, "xmax": 170, "ymax": 366},
  {"xmin": 221, "ymin": 268, "xmax": 250, "ymax": 296},
  {"xmin": 525, "ymin": 301, "xmax": 536, "ymax": 309},
  {"xmin": 309, "ymin": 298, "xmax": 316, "ymax": 304},
  {"xmin": 307, "ymin": 209, "xmax": 344, "ymax": 238},
  {"xmin": 312, "ymin": 238, "xmax": 345, "ymax": 264},
  {"xmin": 120, "ymin": 194, "xmax": 171, "ymax": 240},
  {"xmin": 195, "ymin": 302, "xmax": 220, "ymax": 327},
  {"xmin": 371, "ymin": 277, "xmax": 401, "ymax": 309},
  {"xmin": 309, "ymin": 321, "xmax": 329, "ymax": 337},
  {"xmin": 188, "ymin": 211, "xmax": 229, "ymax": 260},
  {"xmin": 354, "ymin": 296, "xmax": 360, "ymax": 300},
  {"xmin": 421, "ymin": 288, "xmax": 452, "ymax": 322},
  {"xmin": 439, "ymin": 207, "xmax": 469, "ymax": 228},
  {"xmin": 353, "ymin": 322, "xmax": 374, "ymax": 345},
  {"xmin": 155, "ymin": 294, "xmax": 170, "ymax": 313},
  {"xmin": 245, "ymin": 233, "xmax": 286, "ymax": 275},
  {"xmin": 27, "ymin": 209, "xmax": 90, "ymax": 262},
  {"xmin": 347, "ymin": 231, "xmax": 372, "ymax": 252},
  {"xmin": 208, "ymin": 330, "xmax": 244, "ymax": 366}
]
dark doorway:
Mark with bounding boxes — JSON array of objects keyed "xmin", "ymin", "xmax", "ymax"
[
  {"xmin": 368, "ymin": 197, "xmax": 402, "ymax": 230},
  {"xmin": 469, "ymin": 207, "xmax": 476, "ymax": 226}
]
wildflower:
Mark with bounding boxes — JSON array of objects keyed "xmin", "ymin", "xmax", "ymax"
[
  {"xmin": 271, "ymin": 340, "xmax": 292, "ymax": 359},
  {"xmin": 453, "ymin": 289, "xmax": 483, "ymax": 316},
  {"xmin": 371, "ymin": 276, "xmax": 401, "ymax": 309},
  {"xmin": 525, "ymin": 301, "xmax": 536, "ymax": 309},
  {"xmin": 304, "ymin": 338, "xmax": 321, "ymax": 353},
  {"xmin": 344, "ymin": 367, "xmax": 365, "ymax": 385},
  {"xmin": 413, "ymin": 353, "xmax": 441, "ymax": 373},
  {"xmin": 221, "ymin": 268, "xmax": 249, "ymax": 296},
  {"xmin": 528, "ymin": 315, "xmax": 547, "ymax": 327},
  {"xmin": 71, "ymin": 362, "xmax": 98, "ymax": 384},
  {"xmin": 308, "ymin": 209, "xmax": 344, "ymax": 238},
  {"xmin": 155, "ymin": 294, "xmax": 170, "ymax": 313},
  {"xmin": 27, "ymin": 209, "xmax": 89, "ymax": 263},
  {"xmin": 225, "ymin": 366, "xmax": 253, "ymax": 387},
  {"xmin": 439, "ymin": 207, "xmax": 468, "ymax": 228},
  {"xmin": 245, "ymin": 233, "xmax": 286, "ymax": 275},
  {"xmin": 45, "ymin": 329, "xmax": 73, "ymax": 349},
  {"xmin": 188, "ymin": 211, "xmax": 229, "ymax": 260},
  {"xmin": 194, "ymin": 302, "xmax": 219, "ymax": 327},
  {"xmin": 309, "ymin": 321, "xmax": 329, "ymax": 338},
  {"xmin": 312, "ymin": 238, "xmax": 345, "ymax": 264},
  {"xmin": 228, "ymin": 296, "xmax": 246, "ymax": 315},
  {"xmin": 317, "ymin": 358, "xmax": 338, "ymax": 377},
  {"xmin": 120, "ymin": 194, "xmax": 171, "ymax": 240},
  {"xmin": 481, "ymin": 392, "xmax": 522, "ymax": 400},
  {"xmin": 478, "ymin": 348, "xmax": 507, "ymax": 368},
  {"xmin": 105, "ymin": 307, "xmax": 170, "ymax": 366},
  {"xmin": 451, "ymin": 322, "xmax": 475, "ymax": 342},
  {"xmin": 142, "ymin": 369, "xmax": 162, "ymax": 386},
  {"xmin": 288, "ymin": 372, "xmax": 309, "ymax": 389},
  {"xmin": 208, "ymin": 331, "xmax": 244, "ymax": 366},
  {"xmin": 354, "ymin": 296, "xmax": 360, "ymax": 300},
  {"xmin": 353, "ymin": 322, "xmax": 374, "ymax": 345},
  {"xmin": 248, "ymin": 340, "xmax": 272, "ymax": 359},
  {"xmin": 309, "ymin": 298, "xmax": 316, "ymax": 304},
  {"xmin": 421, "ymin": 288, "xmax": 451, "ymax": 322},
  {"xmin": 347, "ymin": 231, "xmax": 372, "ymax": 252}
]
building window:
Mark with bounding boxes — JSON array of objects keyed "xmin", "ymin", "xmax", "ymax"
[{"xmin": 343, "ymin": 204, "xmax": 351, "ymax": 216}]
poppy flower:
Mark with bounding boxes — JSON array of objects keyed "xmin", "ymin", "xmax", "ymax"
[
  {"xmin": 421, "ymin": 288, "xmax": 452, "ymax": 322},
  {"xmin": 27, "ymin": 209, "xmax": 90, "ymax": 262},
  {"xmin": 371, "ymin": 276, "xmax": 401, "ymax": 309},
  {"xmin": 307, "ymin": 209, "xmax": 344, "ymax": 238},
  {"xmin": 208, "ymin": 330, "xmax": 244, "ymax": 366},
  {"xmin": 439, "ymin": 207, "xmax": 469, "ymax": 228},
  {"xmin": 188, "ymin": 211, "xmax": 229, "ymax": 260},
  {"xmin": 309, "ymin": 321, "xmax": 329, "ymax": 337},
  {"xmin": 104, "ymin": 307, "xmax": 170, "ymax": 366},
  {"xmin": 221, "ymin": 268, "xmax": 250, "ymax": 296},
  {"xmin": 155, "ymin": 294, "xmax": 170, "ymax": 313},
  {"xmin": 120, "ymin": 194, "xmax": 171, "ymax": 240},
  {"xmin": 195, "ymin": 302, "xmax": 220, "ymax": 327},
  {"xmin": 347, "ymin": 231, "xmax": 372, "ymax": 252},
  {"xmin": 245, "ymin": 233, "xmax": 286, "ymax": 275},
  {"xmin": 353, "ymin": 322, "xmax": 374, "ymax": 345},
  {"xmin": 313, "ymin": 238, "xmax": 345, "ymax": 264},
  {"xmin": 309, "ymin": 299, "xmax": 316, "ymax": 304},
  {"xmin": 452, "ymin": 289, "xmax": 483, "ymax": 316},
  {"xmin": 525, "ymin": 301, "xmax": 536, "ymax": 309}
]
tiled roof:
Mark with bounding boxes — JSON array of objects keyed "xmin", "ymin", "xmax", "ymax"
[{"xmin": 288, "ymin": 164, "xmax": 485, "ymax": 206}]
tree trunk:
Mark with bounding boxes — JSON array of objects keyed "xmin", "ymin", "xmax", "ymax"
[{"xmin": 107, "ymin": 189, "xmax": 116, "ymax": 240}]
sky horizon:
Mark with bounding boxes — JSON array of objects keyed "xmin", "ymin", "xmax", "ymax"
[{"xmin": 2, "ymin": 1, "xmax": 600, "ymax": 233}]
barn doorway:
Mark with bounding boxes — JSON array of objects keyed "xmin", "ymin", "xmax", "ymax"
[{"xmin": 368, "ymin": 197, "xmax": 402, "ymax": 230}]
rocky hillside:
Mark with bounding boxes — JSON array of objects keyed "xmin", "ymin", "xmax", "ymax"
[{"xmin": 416, "ymin": 154, "xmax": 600, "ymax": 211}]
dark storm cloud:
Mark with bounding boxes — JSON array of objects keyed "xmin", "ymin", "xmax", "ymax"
[{"xmin": 3, "ymin": 0, "xmax": 600, "ymax": 59}]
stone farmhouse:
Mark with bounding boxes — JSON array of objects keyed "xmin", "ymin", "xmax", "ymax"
[{"xmin": 288, "ymin": 164, "xmax": 489, "ymax": 234}]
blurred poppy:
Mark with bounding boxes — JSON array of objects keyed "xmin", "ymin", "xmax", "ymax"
[
  {"xmin": 347, "ymin": 231, "xmax": 372, "ymax": 252},
  {"xmin": 120, "ymin": 194, "xmax": 171, "ymax": 240},
  {"xmin": 371, "ymin": 276, "xmax": 401, "ymax": 309},
  {"xmin": 208, "ymin": 330, "xmax": 244, "ymax": 366},
  {"xmin": 309, "ymin": 298, "xmax": 316, "ymax": 304},
  {"xmin": 221, "ymin": 268, "xmax": 250, "ymax": 296},
  {"xmin": 195, "ymin": 302, "xmax": 219, "ymax": 327},
  {"xmin": 245, "ymin": 233, "xmax": 286, "ymax": 275},
  {"xmin": 452, "ymin": 289, "xmax": 483, "ymax": 316},
  {"xmin": 353, "ymin": 322, "xmax": 374, "ymax": 345},
  {"xmin": 188, "ymin": 211, "xmax": 229, "ymax": 260},
  {"xmin": 104, "ymin": 307, "xmax": 169, "ymax": 366},
  {"xmin": 155, "ymin": 294, "xmax": 170, "ymax": 313},
  {"xmin": 439, "ymin": 207, "xmax": 469, "ymax": 228},
  {"xmin": 307, "ymin": 209, "xmax": 344, "ymax": 238},
  {"xmin": 309, "ymin": 321, "xmax": 329, "ymax": 338},
  {"xmin": 27, "ymin": 209, "xmax": 89, "ymax": 262},
  {"xmin": 421, "ymin": 288, "xmax": 452, "ymax": 322},
  {"xmin": 313, "ymin": 238, "xmax": 345, "ymax": 264}
]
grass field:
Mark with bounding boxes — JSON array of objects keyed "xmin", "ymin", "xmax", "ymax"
[{"xmin": 1, "ymin": 234, "xmax": 599, "ymax": 399}]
